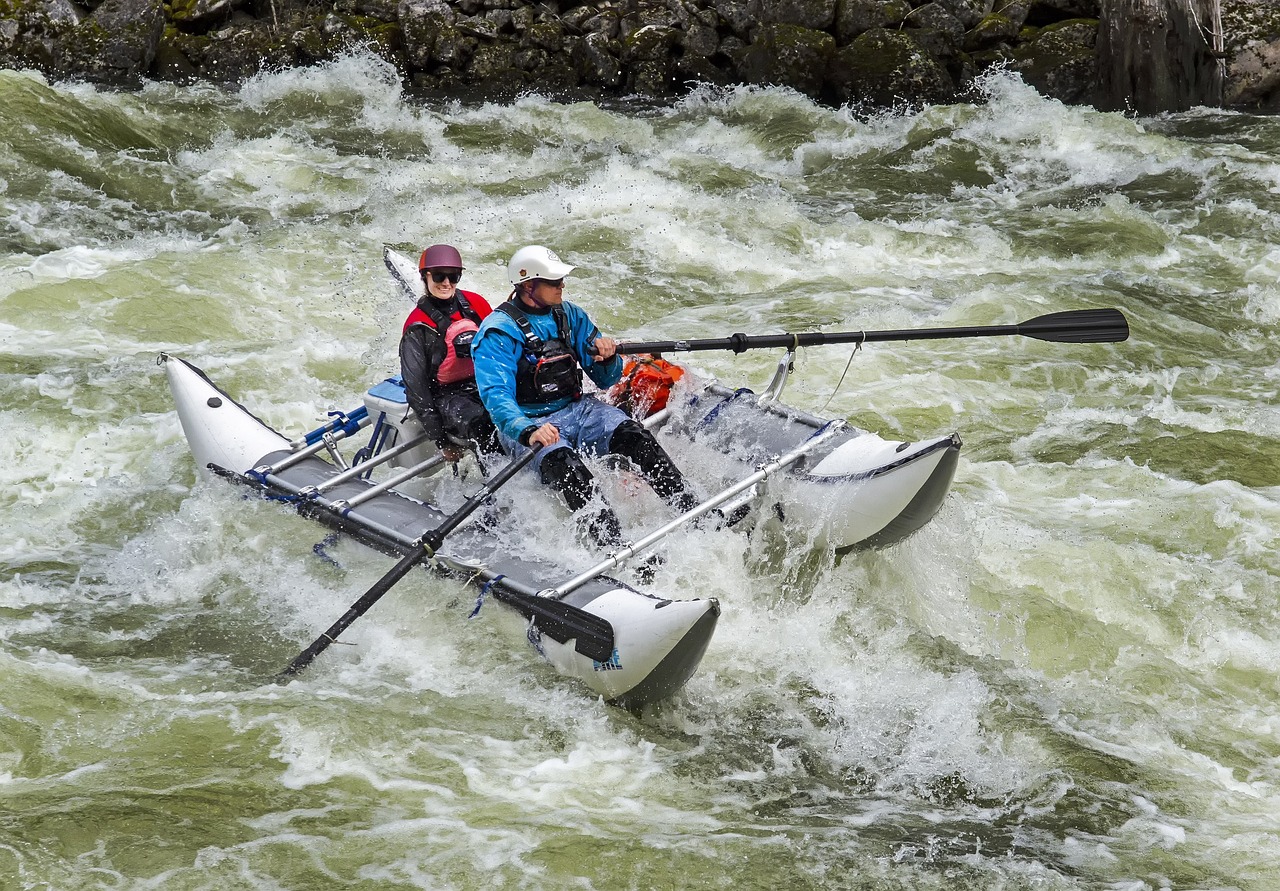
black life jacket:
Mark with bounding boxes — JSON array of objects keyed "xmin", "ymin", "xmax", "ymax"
[{"xmin": 496, "ymin": 300, "xmax": 584, "ymax": 405}]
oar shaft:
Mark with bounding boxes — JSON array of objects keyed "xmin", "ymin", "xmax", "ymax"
[
  {"xmin": 619, "ymin": 327, "xmax": 1016, "ymax": 354},
  {"xmin": 277, "ymin": 446, "xmax": 541, "ymax": 680},
  {"xmin": 617, "ymin": 308, "xmax": 1128, "ymax": 355},
  {"xmin": 277, "ymin": 543, "xmax": 429, "ymax": 678},
  {"xmin": 546, "ymin": 421, "xmax": 848, "ymax": 599},
  {"xmin": 426, "ymin": 445, "xmax": 540, "ymax": 548}
]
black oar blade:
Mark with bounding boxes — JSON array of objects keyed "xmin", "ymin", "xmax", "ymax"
[
  {"xmin": 1019, "ymin": 308, "xmax": 1129, "ymax": 343},
  {"xmin": 492, "ymin": 589, "xmax": 615, "ymax": 663}
]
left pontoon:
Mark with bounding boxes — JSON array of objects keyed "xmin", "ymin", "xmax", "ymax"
[{"xmin": 160, "ymin": 353, "xmax": 719, "ymax": 706}]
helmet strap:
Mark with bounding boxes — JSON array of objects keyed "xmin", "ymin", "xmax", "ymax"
[{"xmin": 515, "ymin": 282, "xmax": 543, "ymax": 309}]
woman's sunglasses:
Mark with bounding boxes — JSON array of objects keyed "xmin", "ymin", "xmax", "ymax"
[{"xmin": 426, "ymin": 269, "xmax": 462, "ymax": 284}]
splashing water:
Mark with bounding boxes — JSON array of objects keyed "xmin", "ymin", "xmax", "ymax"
[{"xmin": 2, "ymin": 56, "xmax": 1279, "ymax": 889}]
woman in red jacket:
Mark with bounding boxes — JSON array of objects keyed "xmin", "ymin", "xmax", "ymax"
[{"xmin": 399, "ymin": 244, "xmax": 500, "ymax": 462}]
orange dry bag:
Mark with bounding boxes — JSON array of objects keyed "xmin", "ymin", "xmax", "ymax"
[{"xmin": 606, "ymin": 355, "xmax": 684, "ymax": 418}]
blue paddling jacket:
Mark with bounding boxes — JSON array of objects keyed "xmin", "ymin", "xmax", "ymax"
[{"xmin": 472, "ymin": 298, "xmax": 623, "ymax": 443}]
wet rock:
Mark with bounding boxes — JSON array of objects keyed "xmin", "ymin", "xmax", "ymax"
[
  {"xmin": 835, "ymin": 0, "xmax": 911, "ymax": 44},
  {"xmin": 964, "ymin": 12, "xmax": 1021, "ymax": 51},
  {"xmin": 1010, "ymin": 17, "xmax": 1097, "ymax": 104},
  {"xmin": 737, "ymin": 22, "xmax": 835, "ymax": 98},
  {"xmin": 466, "ymin": 40, "xmax": 526, "ymax": 86},
  {"xmin": 712, "ymin": 0, "xmax": 753, "ymax": 38},
  {"xmin": 580, "ymin": 7, "xmax": 621, "ymax": 40},
  {"xmin": 167, "ymin": 0, "xmax": 246, "ymax": 31},
  {"xmin": 1225, "ymin": 38, "xmax": 1280, "ymax": 109},
  {"xmin": 622, "ymin": 23, "xmax": 678, "ymax": 62},
  {"xmin": 0, "ymin": 0, "xmax": 1270, "ymax": 115},
  {"xmin": 907, "ymin": 3, "xmax": 965, "ymax": 58},
  {"xmin": 573, "ymin": 30, "xmax": 623, "ymax": 87},
  {"xmin": 57, "ymin": 0, "xmax": 165, "ymax": 82},
  {"xmin": 0, "ymin": 0, "xmax": 81, "ymax": 69},
  {"xmin": 524, "ymin": 21, "xmax": 564, "ymax": 52},
  {"xmin": 400, "ymin": 0, "xmax": 465, "ymax": 69},
  {"xmin": 751, "ymin": 0, "xmax": 838, "ymax": 31},
  {"xmin": 934, "ymin": 0, "xmax": 991, "ymax": 29},
  {"xmin": 682, "ymin": 20, "xmax": 720, "ymax": 57},
  {"xmin": 829, "ymin": 26, "xmax": 955, "ymax": 105},
  {"xmin": 1221, "ymin": 0, "xmax": 1280, "ymax": 108}
]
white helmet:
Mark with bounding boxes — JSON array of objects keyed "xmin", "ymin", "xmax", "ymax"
[{"xmin": 508, "ymin": 245, "xmax": 576, "ymax": 286}]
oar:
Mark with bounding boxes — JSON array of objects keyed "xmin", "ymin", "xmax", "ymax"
[
  {"xmin": 616, "ymin": 308, "xmax": 1129, "ymax": 355},
  {"xmin": 543, "ymin": 421, "xmax": 849, "ymax": 600},
  {"xmin": 276, "ymin": 445, "xmax": 613, "ymax": 678}
]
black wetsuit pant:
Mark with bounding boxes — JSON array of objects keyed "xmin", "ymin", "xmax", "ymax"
[
  {"xmin": 438, "ymin": 391, "xmax": 501, "ymax": 454},
  {"xmin": 540, "ymin": 419, "xmax": 695, "ymax": 548}
]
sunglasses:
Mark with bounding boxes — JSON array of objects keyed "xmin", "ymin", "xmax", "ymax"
[
  {"xmin": 537, "ymin": 278, "xmax": 565, "ymax": 289},
  {"xmin": 426, "ymin": 269, "xmax": 462, "ymax": 284}
]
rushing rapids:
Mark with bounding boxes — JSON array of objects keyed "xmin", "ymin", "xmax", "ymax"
[{"xmin": 2, "ymin": 59, "xmax": 1280, "ymax": 889}]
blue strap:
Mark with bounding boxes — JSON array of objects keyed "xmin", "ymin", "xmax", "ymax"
[
  {"xmin": 302, "ymin": 405, "xmax": 369, "ymax": 446},
  {"xmin": 469, "ymin": 574, "xmax": 504, "ymax": 618},
  {"xmin": 244, "ymin": 468, "xmax": 320, "ymax": 503},
  {"xmin": 694, "ymin": 387, "xmax": 754, "ymax": 432},
  {"xmin": 312, "ymin": 532, "xmax": 343, "ymax": 568},
  {"xmin": 809, "ymin": 419, "xmax": 840, "ymax": 440}
]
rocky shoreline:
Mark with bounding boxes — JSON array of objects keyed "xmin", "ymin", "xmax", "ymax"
[{"xmin": 2, "ymin": 0, "xmax": 1279, "ymax": 112}]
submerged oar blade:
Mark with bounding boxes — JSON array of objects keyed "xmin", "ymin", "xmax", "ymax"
[{"xmin": 1019, "ymin": 308, "xmax": 1129, "ymax": 343}]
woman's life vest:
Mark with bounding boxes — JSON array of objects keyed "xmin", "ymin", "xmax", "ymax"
[
  {"xmin": 436, "ymin": 318, "xmax": 479, "ymax": 385},
  {"xmin": 402, "ymin": 291, "xmax": 488, "ymax": 388},
  {"xmin": 495, "ymin": 300, "xmax": 584, "ymax": 405}
]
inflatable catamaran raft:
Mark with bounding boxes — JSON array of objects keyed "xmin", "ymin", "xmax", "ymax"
[
  {"xmin": 162, "ymin": 256, "xmax": 1125, "ymax": 704},
  {"xmin": 160, "ymin": 345, "xmax": 957, "ymax": 706}
]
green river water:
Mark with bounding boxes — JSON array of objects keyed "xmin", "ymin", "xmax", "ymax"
[{"xmin": 1, "ymin": 55, "xmax": 1278, "ymax": 890}]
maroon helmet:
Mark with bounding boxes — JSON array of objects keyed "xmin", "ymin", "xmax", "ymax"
[{"xmin": 419, "ymin": 244, "xmax": 465, "ymax": 271}]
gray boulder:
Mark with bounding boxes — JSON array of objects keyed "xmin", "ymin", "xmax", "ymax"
[
  {"xmin": 835, "ymin": 0, "xmax": 911, "ymax": 44},
  {"xmin": 0, "ymin": 0, "xmax": 81, "ymax": 70},
  {"xmin": 712, "ymin": 0, "xmax": 754, "ymax": 38},
  {"xmin": 398, "ymin": 0, "xmax": 456, "ymax": 69},
  {"xmin": 829, "ymin": 26, "xmax": 955, "ymax": 105},
  {"xmin": 58, "ymin": 0, "xmax": 165, "ymax": 81},
  {"xmin": 573, "ymin": 30, "xmax": 623, "ymax": 86},
  {"xmin": 1010, "ymin": 18, "xmax": 1097, "ymax": 104},
  {"xmin": 168, "ymin": 0, "xmax": 239, "ymax": 30},
  {"xmin": 1225, "ymin": 37, "xmax": 1280, "ymax": 109},
  {"xmin": 736, "ymin": 22, "xmax": 836, "ymax": 98},
  {"xmin": 964, "ymin": 12, "xmax": 1021, "ymax": 51},
  {"xmin": 750, "ymin": 0, "xmax": 838, "ymax": 30}
]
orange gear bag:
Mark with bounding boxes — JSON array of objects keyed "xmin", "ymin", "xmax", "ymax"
[{"xmin": 606, "ymin": 355, "xmax": 684, "ymax": 418}]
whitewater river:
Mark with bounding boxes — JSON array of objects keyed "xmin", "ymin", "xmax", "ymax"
[{"xmin": 2, "ymin": 54, "xmax": 1278, "ymax": 889}]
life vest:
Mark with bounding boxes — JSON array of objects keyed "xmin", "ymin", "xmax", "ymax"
[
  {"xmin": 496, "ymin": 300, "xmax": 584, "ymax": 405},
  {"xmin": 436, "ymin": 318, "xmax": 479, "ymax": 385},
  {"xmin": 606, "ymin": 355, "xmax": 684, "ymax": 418},
  {"xmin": 402, "ymin": 291, "xmax": 490, "ymax": 387}
]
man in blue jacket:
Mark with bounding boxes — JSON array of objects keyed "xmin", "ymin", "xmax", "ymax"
[{"xmin": 471, "ymin": 245, "xmax": 696, "ymax": 548}]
